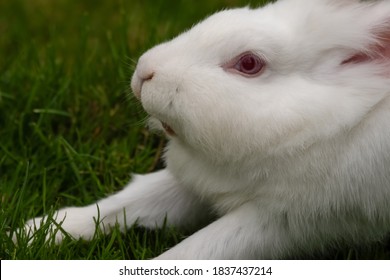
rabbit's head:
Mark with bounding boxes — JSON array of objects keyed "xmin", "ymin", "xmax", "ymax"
[{"xmin": 131, "ymin": 0, "xmax": 390, "ymax": 163}]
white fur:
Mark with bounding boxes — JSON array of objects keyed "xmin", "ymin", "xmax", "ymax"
[{"xmin": 21, "ymin": 0, "xmax": 390, "ymax": 259}]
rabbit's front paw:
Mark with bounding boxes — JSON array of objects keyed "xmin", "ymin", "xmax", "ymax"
[{"xmin": 16, "ymin": 207, "xmax": 99, "ymax": 244}]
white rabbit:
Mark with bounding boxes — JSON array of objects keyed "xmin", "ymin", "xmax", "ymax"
[{"xmin": 20, "ymin": 0, "xmax": 390, "ymax": 259}]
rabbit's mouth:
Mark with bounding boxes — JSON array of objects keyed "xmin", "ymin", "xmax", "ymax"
[{"xmin": 162, "ymin": 122, "xmax": 176, "ymax": 136}]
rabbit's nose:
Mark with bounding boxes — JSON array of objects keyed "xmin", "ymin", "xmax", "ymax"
[
  {"xmin": 131, "ymin": 71, "xmax": 154, "ymax": 100},
  {"xmin": 131, "ymin": 60, "xmax": 155, "ymax": 100}
]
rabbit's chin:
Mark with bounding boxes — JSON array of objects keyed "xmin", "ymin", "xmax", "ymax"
[{"xmin": 147, "ymin": 117, "xmax": 176, "ymax": 137}]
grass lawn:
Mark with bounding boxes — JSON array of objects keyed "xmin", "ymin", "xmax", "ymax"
[{"xmin": 0, "ymin": 0, "xmax": 389, "ymax": 260}]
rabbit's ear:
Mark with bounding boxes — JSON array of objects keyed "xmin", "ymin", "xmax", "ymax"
[{"xmin": 342, "ymin": 20, "xmax": 390, "ymax": 66}]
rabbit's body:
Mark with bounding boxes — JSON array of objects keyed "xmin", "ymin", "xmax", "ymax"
[{"xmin": 21, "ymin": 0, "xmax": 390, "ymax": 259}]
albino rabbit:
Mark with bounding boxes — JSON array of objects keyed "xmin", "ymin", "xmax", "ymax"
[{"xmin": 21, "ymin": 0, "xmax": 390, "ymax": 259}]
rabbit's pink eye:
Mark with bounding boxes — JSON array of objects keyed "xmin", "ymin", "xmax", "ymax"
[
  {"xmin": 224, "ymin": 52, "xmax": 265, "ymax": 77},
  {"xmin": 236, "ymin": 54, "xmax": 264, "ymax": 75}
]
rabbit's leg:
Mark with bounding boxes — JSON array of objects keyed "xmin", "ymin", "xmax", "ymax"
[
  {"xmin": 21, "ymin": 169, "xmax": 210, "ymax": 243},
  {"xmin": 155, "ymin": 203, "xmax": 287, "ymax": 260}
]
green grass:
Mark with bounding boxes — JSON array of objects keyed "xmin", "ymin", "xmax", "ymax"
[{"xmin": 0, "ymin": 0, "xmax": 389, "ymax": 260}]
